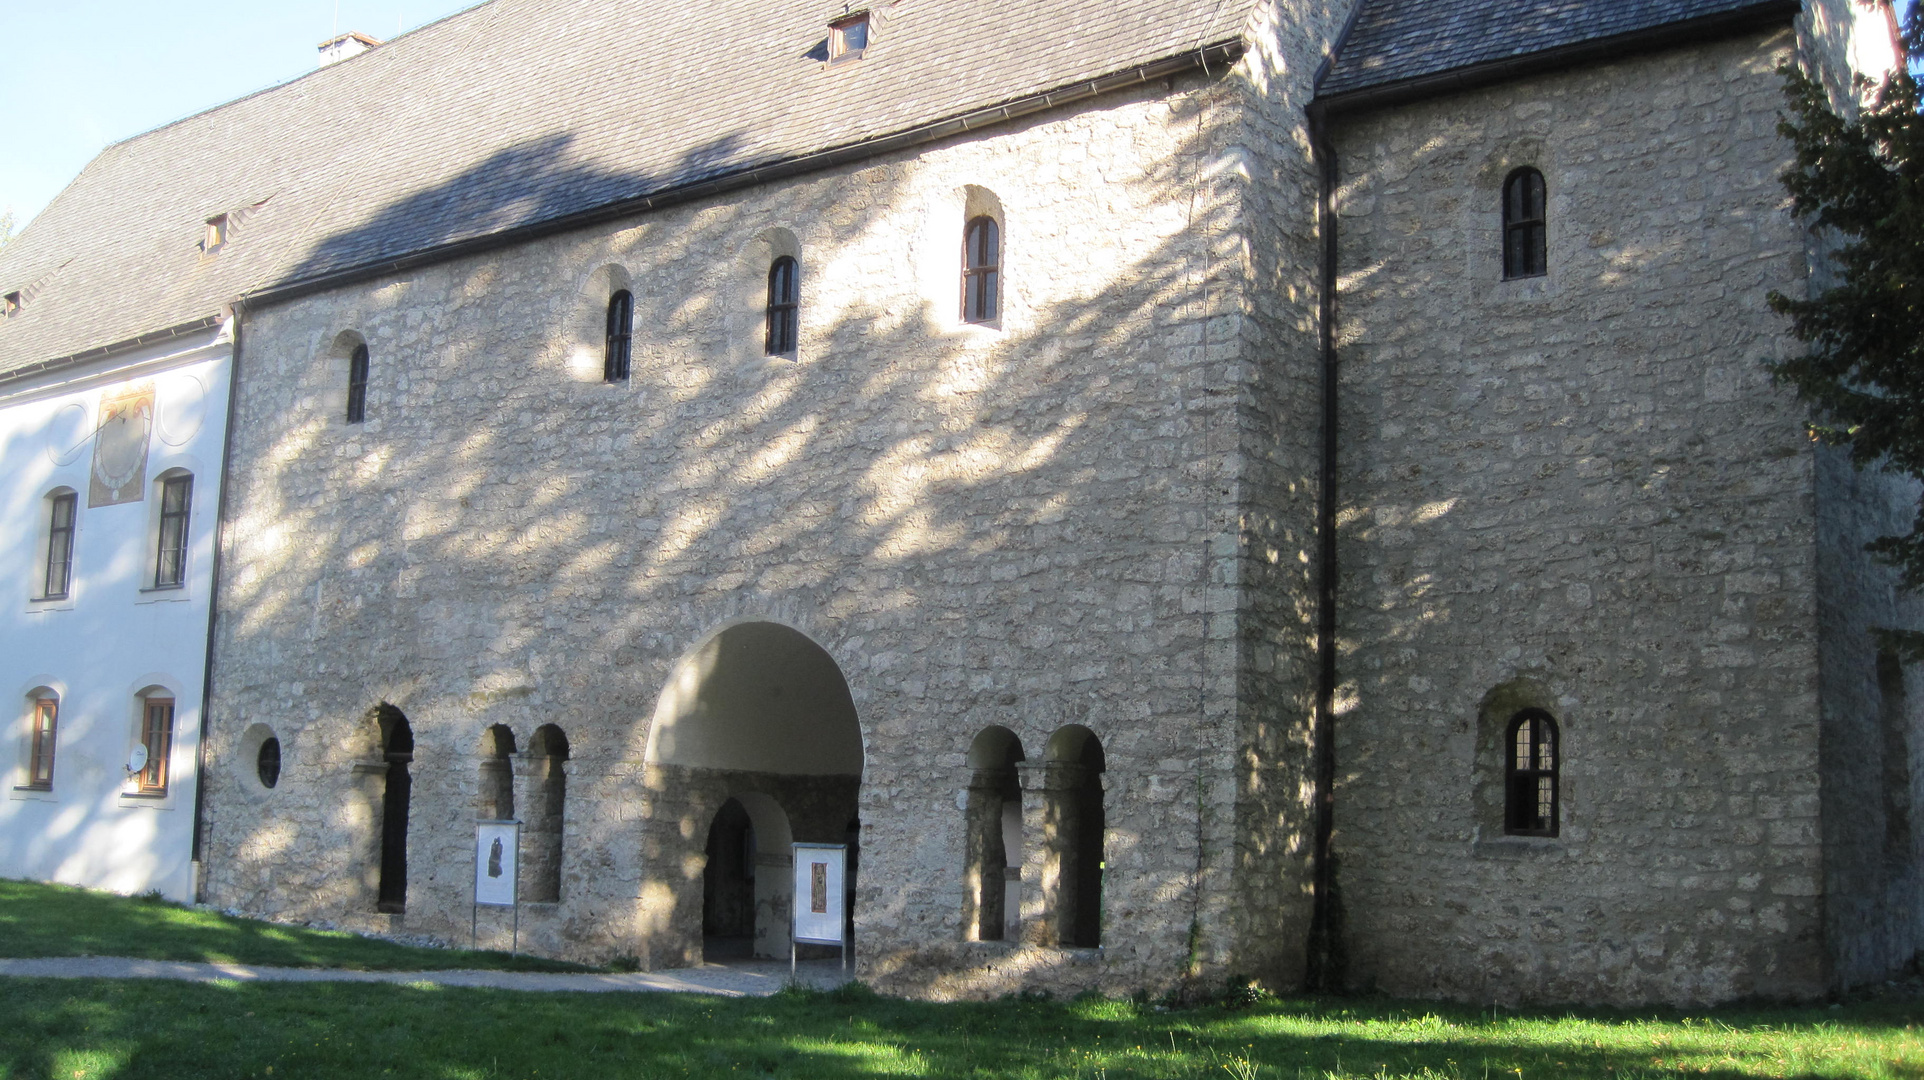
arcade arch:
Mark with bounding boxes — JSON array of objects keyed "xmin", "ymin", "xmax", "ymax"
[{"xmin": 645, "ymin": 622, "xmax": 862, "ymax": 963}]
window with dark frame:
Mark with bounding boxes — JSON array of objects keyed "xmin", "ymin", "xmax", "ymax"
[
  {"xmin": 27, "ymin": 697, "xmax": 57, "ymax": 790},
  {"xmin": 137, "ymin": 697, "xmax": 175, "ymax": 794},
  {"xmin": 963, "ymin": 215, "xmax": 1000, "ymax": 324},
  {"xmin": 1504, "ymin": 709, "xmax": 1559, "ymax": 836},
  {"xmin": 765, "ymin": 257, "xmax": 799, "ymax": 356},
  {"xmin": 346, "ymin": 343, "xmax": 370, "ymax": 423},
  {"xmin": 1502, "ymin": 167, "xmax": 1547, "ymax": 280},
  {"xmin": 43, "ymin": 492, "xmax": 76, "ymax": 600},
  {"xmin": 605, "ymin": 290, "xmax": 633, "ymax": 382},
  {"xmin": 257, "ymin": 737, "xmax": 282, "ymax": 789},
  {"xmin": 155, "ymin": 474, "xmax": 192, "ymax": 589}
]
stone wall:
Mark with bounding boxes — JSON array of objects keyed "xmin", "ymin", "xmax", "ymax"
[
  {"xmin": 1328, "ymin": 31, "xmax": 1828, "ymax": 1005},
  {"xmin": 199, "ymin": 66, "xmax": 1309, "ymax": 997}
]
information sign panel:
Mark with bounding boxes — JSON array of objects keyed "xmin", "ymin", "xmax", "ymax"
[
  {"xmin": 791, "ymin": 843, "xmax": 846, "ymax": 945},
  {"xmin": 474, "ymin": 821, "xmax": 520, "ymax": 907}
]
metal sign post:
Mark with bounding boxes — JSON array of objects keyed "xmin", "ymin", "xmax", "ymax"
[
  {"xmin": 790, "ymin": 843, "xmax": 848, "ymax": 976},
  {"xmin": 473, "ymin": 820, "xmax": 521, "ymax": 954}
]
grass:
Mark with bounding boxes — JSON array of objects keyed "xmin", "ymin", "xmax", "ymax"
[
  {"xmin": 0, "ymin": 880, "xmax": 588, "ymax": 973},
  {"xmin": 0, "ymin": 880, "xmax": 1919, "ymax": 1078},
  {"xmin": 0, "ymin": 979, "xmax": 1919, "ymax": 1079}
]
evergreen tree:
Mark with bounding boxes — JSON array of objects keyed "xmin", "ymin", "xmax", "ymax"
[{"xmin": 1769, "ymin": 6, "xmax": 1924, "ymax": 604}]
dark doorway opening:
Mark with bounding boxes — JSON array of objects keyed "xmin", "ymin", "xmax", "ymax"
[
  {"xmin": 377, "ymin": 706, "xmax": 413, "ymax": 914},
  {"xmin": 703, "ymin": 798, "xmax": 756, "ymax": 959}
]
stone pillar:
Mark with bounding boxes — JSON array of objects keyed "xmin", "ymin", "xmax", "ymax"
[
  {"xmin": 350, "ymin": 761, "xmax": 388, "ymax": 909},
  {"xmin": 753, "ymin": 850, "xmax": 793, "ymax": 958},
  {"xmin": 963, "ymin": 767, "xmax": 1011, "ymax": 940},
  {"xmin": 1017, "ymin": 762, "xmax": 1053, "ymax": 946}
]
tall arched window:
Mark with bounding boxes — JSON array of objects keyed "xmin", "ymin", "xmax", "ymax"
[
  {"xmin": 964, "ymin": 727, "xmax": 1025, "ymax": 942},
  {"xmin": 765, "ymin": 257, "xmax": 799, "ymax": 356},
  {"xmin": 963, "ymin": 215, "xmax": 1000, "ymax": 323},
  {"xmin": 1043, "ymin": 725, "xmax": 1104, "ymax": 948},
  {"xmin": 345, "ymin": 343, "xmax": 370, "ymax": 423},
  {"xmin": 604, "ymin": 290, "xmax": 633, "ymax": 382},
  {"xmin": 25, "ymin": 693, "xmax": 58, "ymax": 790},
  {"xmin": 478, "ymin": 724, "xmax": 515, "ymax": 821},
  {"xmin": 376, "ymin": 706, "xmax": 413, "ymax": 913},
  {"xmin": 523, "ymin": 724, "xmax": 569, "ymax": 903},
  {"xmin": 135, "ymin": 691, "xmax": 175, "ymax": 795},
  {"xmin": 1502, "ymin": 168, "xmax": 1547, "ymax": 280},
  {"xmin": 1504, "ymin": 709, "xmax": 1558, "ymax": 836}
]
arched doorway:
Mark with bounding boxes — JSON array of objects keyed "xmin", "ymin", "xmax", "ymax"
[
  {"xmin": 964, "ymin": 726, "xmax": 1025, "ymax": 941},
  {"xmin": 375, "ymin": 705, "xmax": 413, "ymax": 914},
  {"xmin": 1043, "ymin": 724, "xmax": 1104, "ymax": 948},
  {"xmin": 646, "ymin": 622, "xmax": 862, "ymax": 963}
]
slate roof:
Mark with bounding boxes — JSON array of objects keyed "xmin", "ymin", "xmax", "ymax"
[
  {"xmin": 0, "ymin": 0, "xmax": 1258, "ymax": 376},
  {"xmin": 1319, "ymin": 0, "xmax": 1796, "ymax": 102}
]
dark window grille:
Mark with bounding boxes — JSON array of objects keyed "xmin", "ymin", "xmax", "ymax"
[
  {"xmin": 257, "ymin": 737, "xmax": 282, "ymax": 789},
  {"xmin": 605, "ymin": 291, "xmax": 633, "ymax": 382},
  {"xmin": 346, "ymin": 344, "xmax": 370, "ymax": 423},
  {"xmin": 1503, "ymin": 168, "xmax": 1547, "ymax": 280},
  {"xmin": 43, "ymin": 492, "xmax": 76, "ymax": 600},
  {"xmin": 765, "ymin": 258, "xmax": 799, "ymax": 355},
  {"xmin": 27, "ymin": 697, "xmax": 57, "ymax": 789},
  {"xmin": 155, "ymin": 475, "xmax": 192, "ymax": 588},
  {"xmin": 138, "ymin": 698, "xmax": 174, "ymax": 794},
  {"xmin": 963, "ymin": 216, "xmax": 1000, "ymax": 324},
  {"xmin": 1504, "ymin": 709, "xmax": 1559, "ymax": 836}
]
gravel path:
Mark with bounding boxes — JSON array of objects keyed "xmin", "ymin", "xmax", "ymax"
[{"xmin": 0, "ymin": 956, "xmax": 856, "ymax": 997}]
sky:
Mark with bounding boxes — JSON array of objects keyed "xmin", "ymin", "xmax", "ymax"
[{"xmin": 0, "ymin": 1, "xmax": 483, "ymax": 229}]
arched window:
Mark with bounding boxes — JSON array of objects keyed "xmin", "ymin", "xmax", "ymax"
[
  {"xmin": 1043, "ymin": 725, "xmax": 1104, "ymax": 947},
  {"xmin": 1504, "ymin": 709, "xmax": 1558, "ymax": 836},
  {"xmin": 135, "ymin": 691, "xmax": 175, "ymax": 795},
  {"xmin": 1502, "ymin": 168, "xmax": 1547, "ymax": 280},
  {"xmin": 963, "ymin": 215, "xmax": 1000, "ymax": 323},
  {"xmin": 257, "ymin": 736, "xmax": 282, "ymax": 789},
  {"xmin": 345, "ymin": 343, "xmax": 370, "ymax": 423},
  {"xmin": 523, "ymin": 724, "xmax": 569, "ymax": 903},
  {"xmin": 24, "ymin": 692, "xmax": 58, "ymax": 790},
  {"xmin": 964, "ymin": 727, "xmax": 1025, "ymax": 942},
  {"xmin": 478, "ymin": 724, "xmax": 515, "ymax": 821},
  {"xmin": 604, "ymin": 290, "xmax": 633, "ymax": 382},
  {"xmin": 765, "ymin": 257, "xmax": 799, "ymax": 356},
  {"xmin": 376, "ymin": 706, "xmax": 413, "ymax": 913},
  {"xmin": 154, "ymin": 472, "xmax": 193, "ymax": 589},
  {"xmin": 41, "ymin": 490, "xmax": 77, "ymax": 600}
]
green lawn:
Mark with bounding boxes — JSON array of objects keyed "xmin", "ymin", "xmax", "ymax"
[
  {"xmin": 0, "ymin": 880, "xmax": 587, "ymax": 973},
  {"xmin": 0, "ymin": 978, "xmax": 1919, "ymax": 1079}
]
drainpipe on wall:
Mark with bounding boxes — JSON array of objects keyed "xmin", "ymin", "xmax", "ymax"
[
  {"xmin": 191, "ymin": 304, "xmax": 245, "ymax": 902},
  {"xmin": 1305, "ymin": 101, "xmax": 1341, "ymax": 993}
]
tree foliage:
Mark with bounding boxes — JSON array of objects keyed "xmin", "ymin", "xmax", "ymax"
[{"xmin": 1769, "ymin": 6, "xmax": 1924, "ymax": 589}]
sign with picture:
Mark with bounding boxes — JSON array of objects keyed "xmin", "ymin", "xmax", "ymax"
[
  {"xmin": 474, "ymin": 821, "xmax": 520, "ymax": 907},
  {"xmin": 791, "ymin": 843, "xmax": 846, "ymax": 945}
]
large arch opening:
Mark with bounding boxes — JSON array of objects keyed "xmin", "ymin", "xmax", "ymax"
[
  {"xmin": 1043, "ymin": 724, "xmax": 1105, "ymax": 948},
  {"xmin": 964, "ymin": 726, "xmax": 1025, "ymax": 942},
  {"xmin": 646, "ymin": 622, "xmax": 862, "ymax": 964}
]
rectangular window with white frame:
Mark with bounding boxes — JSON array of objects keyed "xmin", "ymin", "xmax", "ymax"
[{"xmin": 154, "ymin": 474, "xmax": 192, "ymax": 589}]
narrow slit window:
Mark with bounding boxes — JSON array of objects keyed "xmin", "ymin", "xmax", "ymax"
[
  {"xmin": 605, "ymin": 290, "xmax": 633, "ymax": 382},
  {"xmin": 1502, "ymin": 168, "xmax": 1547, "ymax": 280},
  {"xmin": 346, "ymin": 344, "xmax": 370, "ymax": 424},
  {"xmin": 138, "ymin": 698, "xmax": 175, "ymax": 794},
  {"xmin": 963, "ymin": 216, "xmax": 1000, "ymax": 324},
  {"xmin": 27, "ymin": 697, "xmax": 57, "ymax": 789},
  {"xmin": 1504, "ymin": 709, "xmax": 1559, "ymax": 836},
  {"xmin": 155, "ymin": 475, "xmax": 192, "ymax": 589},
  {"xmin": 765, "ymin": 258, "xmax": 798, "ymax": 356},
  {"xmin": 43, "ymin": 492, "xmax": 76, "ymax": 600}
]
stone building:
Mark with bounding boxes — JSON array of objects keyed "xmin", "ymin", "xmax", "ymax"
[{"xmin": 0, "ymin": 0, "xmax": 1914, "ymax": 1005}]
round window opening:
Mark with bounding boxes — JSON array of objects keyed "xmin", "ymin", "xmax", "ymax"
[{"xmin": 256, "ymin": 737, "xmax": 282, "ymax": 789}]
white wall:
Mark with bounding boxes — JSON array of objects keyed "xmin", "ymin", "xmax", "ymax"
[{"xmin": 0, "ymin": 324, "xmax": 231, "ymax": 901}]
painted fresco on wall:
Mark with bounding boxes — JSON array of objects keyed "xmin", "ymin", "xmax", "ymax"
[{"xmin": 90, "ymin": 382, "xmax": 154, "ymax": 507}]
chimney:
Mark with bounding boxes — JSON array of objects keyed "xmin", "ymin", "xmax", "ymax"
[{"xmin": 317, "ymin": 31, "xmax": 383, "ymax": 68}]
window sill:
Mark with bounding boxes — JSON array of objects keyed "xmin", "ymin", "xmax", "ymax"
[
  {"xmin": 118, "ymin": 791, "xmax": 175, "ymax": 809},
  {"xmin": 1472, "ymin": 837, "xmax": 1564, "ymax": 860},
  {"xmin": 26, "ymin": 595, "xmax": 76, "ymax": 613},
  {"xmin": 9, "ymin": 786, "xmax": 57, "ymax": 803},
  {"xmin": 136, "ymin": 584, "xmax": 190, "ymax": 604}
]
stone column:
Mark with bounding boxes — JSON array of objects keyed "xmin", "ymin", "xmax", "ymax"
[{"xmin": 350, "ymin": 761, "xmax": 389, "ymax": 909}]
